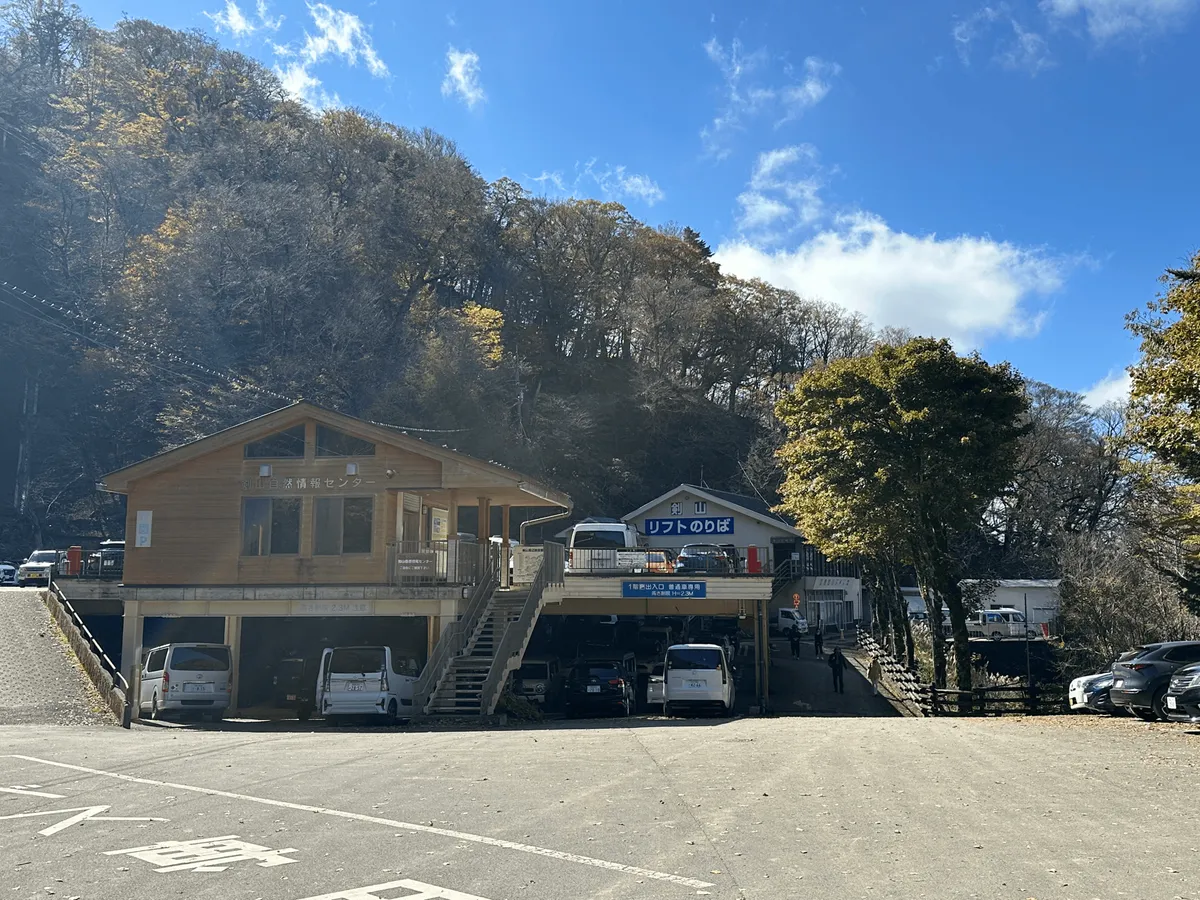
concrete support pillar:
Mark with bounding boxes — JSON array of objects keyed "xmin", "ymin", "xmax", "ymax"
[
  {"xmin": 121, "ymin": 600, "xmax": 143, "ymax": 720},
  {"xmin": 501, "ymin": 504, "xmax": 511, "ymax": 589},
  {"xmin": 224, "ymin": 615, "xmax": 242, "ymax": 712}
]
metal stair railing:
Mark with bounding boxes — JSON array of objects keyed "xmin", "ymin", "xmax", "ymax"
[
  {"xmin": 479, "ymin": 541, "xmax": 563, "ymax": 715},
  {"xmin": 412, "ymin": 543, "xmax": 498, "ymax": 715}
]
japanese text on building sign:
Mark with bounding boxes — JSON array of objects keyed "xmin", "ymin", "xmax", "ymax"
[
  {"xmin": 644, "ymin": 517, "xmax": 733, "ymax": 536},
  {"xmin": 622, "ymin": 581, "xmax": 707, "ymax": 599},
  {"xmin": 241, "ymin": 476, "xmax": 376, "ymax": 490}
]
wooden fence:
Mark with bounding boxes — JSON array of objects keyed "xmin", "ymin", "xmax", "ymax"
[{"xmin": 856, "ymin": 627, "xmax": 1066, "ymax": 717}]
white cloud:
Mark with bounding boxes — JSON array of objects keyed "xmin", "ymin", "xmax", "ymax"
[
  {"xmin": 442, "ymin": 47, "xmax": 485, "ymax": 109},
  {"xmin": 205, "ymin": 0, "xmax": 282, "ymax": 38},
  {"xmin": 736, "ymin": 144, "xmax": 825, "ymax": 236},
  {"xmin": 271, "ymin": 2, "xmax": 388, "ymax": 110},
  {"xmin": 954, "ymin": 5, "xmax": 1053, "ymax": 73},
  {"xmin": 715, "ymin": 212, "xmax": 1065, "ymax": 346},
  {"xmin": 1040, "ymin": 0, "xmax": 1197, "ymax": 40},
  {"xmin": 1083, "ymin": 368, "xmax": 1131, "ymax": 408},
  {"xmin": 528, "ymin": 161, "xmax": 665, "ymax": 207},
  {"xmin": 701, "ymin": 38, "xmax": 838, "ymax": 157}
]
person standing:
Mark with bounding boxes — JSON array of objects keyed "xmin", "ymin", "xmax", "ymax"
[
  {"xmin": 814, "ymin": 628, "xmax": 824, "ymax": 657},
  {"xmin": 868, "ymin": 655, "xmax": 883, "ymax": 696},
  {"xmin": 788, "ymin": 624, "xmax": 801, "ymax": 659},
  {"xmin": 828, "ymin": 647, "xmax": 847, "ymax": 694}
]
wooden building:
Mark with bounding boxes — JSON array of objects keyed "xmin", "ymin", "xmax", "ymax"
[{"xmin": 100, "ymin": 401, "xmax": 571, "ymax": 711}]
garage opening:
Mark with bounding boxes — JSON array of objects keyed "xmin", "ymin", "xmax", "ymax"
[{"xmin": 237, "ymin": 616, "xmax": 428, "ymax": 710}]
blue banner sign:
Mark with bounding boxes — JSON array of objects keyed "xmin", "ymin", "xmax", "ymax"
[
  {"xmin": 644, "ymin": 516, "xmax": 734, "ymax": 537},
  {"xmin": 622, "ymin": 580, "xmax": 708, "ymax": 599}
]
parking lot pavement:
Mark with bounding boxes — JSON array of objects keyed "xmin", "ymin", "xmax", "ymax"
[{"xmin": 2, "ymin": 715, "xmax": 1198, "ymax": 899}]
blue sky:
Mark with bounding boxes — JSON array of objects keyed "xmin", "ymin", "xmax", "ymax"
[{"xmin": 81, "ymin": 0, "xmax": 1200, "ymax": 405}]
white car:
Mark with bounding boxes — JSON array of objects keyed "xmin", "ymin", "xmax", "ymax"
[
  {"xmin": 139, "ymin": 643, "xmax": 233, "ymax": 721},
  {"xmin": 0, "ymin": 564, "xmax": 16, "ymax": 586},
  {"xmin": 646, "ymin": 663, "xmax": 666, "ymax": 707},
  {"xmin": 316, "ymin": 646, "xmax": 419, "ymax": 723},
  {"xmin": 663, "ymin": 643, "xmax": 736, "ymax": 717},
  {"xmin": 1069, "ymin": 671, "xmax": 1113, "ymax": 710},
  {"xmin": 17, "ymin": 550, "xmax": 57, "ymax": 587}
]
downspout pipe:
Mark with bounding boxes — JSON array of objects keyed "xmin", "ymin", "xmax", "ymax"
[{"xmin": 518, "ymin": 504, "xmax": 574, "ymax": 544}]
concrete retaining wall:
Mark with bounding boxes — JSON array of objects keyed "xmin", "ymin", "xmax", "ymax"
[{"xmin": 42, "ymin": 587, "xmax": 126, "ymax": 723}]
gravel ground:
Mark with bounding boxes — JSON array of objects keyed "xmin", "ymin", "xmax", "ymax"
[{"xmin": 0, "ymin": 587, "xmax": 114, "ymax": 726}]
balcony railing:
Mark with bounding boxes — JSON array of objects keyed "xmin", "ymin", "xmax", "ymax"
[
  {"xmin": 563, "ymin": 545, "xmax": 772, "ymax": 577},
  {"xmin": 387, "ymin": 540, "xmax": 499, "ymax": 586}
]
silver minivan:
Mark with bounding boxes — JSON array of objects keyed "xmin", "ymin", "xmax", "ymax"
[{"xmin": 139, "ymin": 643, "xmax": 232, "ymax": 721}]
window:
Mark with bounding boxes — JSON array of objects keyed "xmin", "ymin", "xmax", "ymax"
[
  {"xmin": 1165, "ymin": 644, "xmax": 1200, "ymax": 662},
  {"xmin": 667, "ymin": 647, "xmax": 722, "ymax": 670},
  {"xmin": 316, "ymin": 425, "xmax": 375, "ymax": 457},
  {"xmin": 144, "ymin": 648, "xmax": 167, "ymax": 673},
  {"xmin": 695, "ymin": 501, "xmax": 707, "ymax": 514},
  {"xmin": 570, "ymin": 528, "xmax": 627, "ymax": 549},
  {"xmin": 169, "ymin": 646, "xmax": 230, "ymax": 671},
  {"xmin": 241, "ymin": 498, "xmax": 301, "ymax": 556},
  {"xmin": 329, "ymin": 647, "xmax": 385, "ymax": 674},
  {"xmin": 244, "ymin": 425, "xmax": 306, "ymax": 459},
  {"xmin": 314, "ymin": 496, "xmax": 374, "ymax": 555}
]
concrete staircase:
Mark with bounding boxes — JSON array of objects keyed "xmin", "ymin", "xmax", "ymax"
[{"xmin": 426, "ymin": 590, "xmax": 528, "ymax": 714}]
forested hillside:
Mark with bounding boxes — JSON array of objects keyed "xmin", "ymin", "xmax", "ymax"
[{"xmin": 0, "ymin": 1, "xmax": 875, "ymax": 549}]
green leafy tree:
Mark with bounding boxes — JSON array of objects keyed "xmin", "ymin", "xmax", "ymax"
[{"xmin": 776, "ymin": 338, "xmax": 1028, "ymax": 690}]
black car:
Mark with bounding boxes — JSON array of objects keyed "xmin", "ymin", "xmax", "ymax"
[
  {"xmin": 674, "ymin": 544, "xmax": 734, "ymax": 575},
  {"xmin": 1164, "ymin": 662, "xmax": 1200, "ymax": 724},
  {"xmin": 1110, "ymin": 642, "xmax": 1200, "ymax": 721},
  {"xmin": 272, "ymin": 657, "xmax": 317, "ymax": 720},
  {"xmin": 563, "ymin": 661, "xmax": 634, "ymax": 718},
  {"xmin": 1082, "ymin": 673, "xmax": 1119, "ymax": 714}
]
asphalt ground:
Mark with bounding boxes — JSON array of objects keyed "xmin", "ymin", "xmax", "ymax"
[{"xmin": 2, "ymin": 713, "xmax": 1198, "ymax": 900}]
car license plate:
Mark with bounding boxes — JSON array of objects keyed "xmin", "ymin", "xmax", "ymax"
[
  {"xmin": 1167, "ymin": 696, "xmax": 1177, "ymax": 710},
  {"xmin": 1113, "ymin": 679, "xmax": 1123, "ymax": 688},
  {"xmin": 686, "ymin": 679, "xmax": 705, "ymax": 689},
  {"xmin": 586, "ymin": 685, "xmax": 601, "ymax": 693},
  {"xmin": 347, "ymin": 681, "xmax": 364, "ymax": 691},
  {"xmin": 286, "ymin": 694, "xmax": 297, "ymax": 701},
  {"xmin": 182, "ymin": 683, "xmax": 212, "ymax": 693}
]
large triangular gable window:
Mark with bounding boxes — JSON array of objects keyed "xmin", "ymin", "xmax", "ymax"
[
  {"xmin": 244, "ymin": 424, "xmax": 306, "ymax": 458},
  {"xmin": 316, "ymin": 424, "xmax": 376, "ymax": 457}
]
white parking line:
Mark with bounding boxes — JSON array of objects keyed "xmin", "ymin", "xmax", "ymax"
[{"xmin": 7, "ymin": 755, "xmax": 715, "ymax": 890}]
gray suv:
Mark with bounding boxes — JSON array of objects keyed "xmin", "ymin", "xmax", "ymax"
[{"xmin": 1109, "ymin": 642, "xmax": 1200, "ymax": 721}]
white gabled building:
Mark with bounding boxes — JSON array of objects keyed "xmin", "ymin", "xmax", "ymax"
[{"xmin": 622, "ymin": 484, "xmax": 865, "ymax": 627}]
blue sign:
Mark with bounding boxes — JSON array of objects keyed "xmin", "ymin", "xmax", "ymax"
[
  {"xmin": 622, "ymin": 580, "xmax": 708, "ymax": 599},
  {"xmin": 644, "ymin": 516, "xmax": 734, "ymax": 537}
]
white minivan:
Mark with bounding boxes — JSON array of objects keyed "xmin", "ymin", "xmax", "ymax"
[
  {"xmin": 316, "ymin": 646, "xmax": 420, "ymax": 723},
  {"xmin": 139, "ymin": 643, "xmax": 232, "ymax": 721},
  {"xmin": 663, "ymin": 643, "xmax": 735, "ymax": 717},
  {"xmin": 771, "ymin": 607, "xmax": 809, "ymax": 636},
  {"xmin": 565, "ymin": 522, "xmax": 642, "ymax": 574}
]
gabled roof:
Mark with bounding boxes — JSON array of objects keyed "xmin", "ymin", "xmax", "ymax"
[
  {"xmin": 623, "ymin": 484, "xmax": 801, "ymax": 536},
  {"xmin": 99, "ymin": 401, "xmax": 571, "ymax": 509}
]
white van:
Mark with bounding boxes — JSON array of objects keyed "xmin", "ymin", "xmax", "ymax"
[
  {"xmin": 663, "ymin": 643, "xmax": 735, "ymax": 717},
  {"xmin": 316, "ymin": 646, "xmax": 420, "ymax": 723},
  {"xmin": 566, "ymin": 522, "xmax": 642, "ymax": 573},
  {"xmin": 139, "ymin": 643, "xmax": 232, "ymax": 721},
  {"xmin": 771, "ymin": 607, "xmax": 809, "ymax": 636}
]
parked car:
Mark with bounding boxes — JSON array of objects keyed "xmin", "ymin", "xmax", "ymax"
[
  {"xmin": 0, "ymin": 563, "xmax": 16, "ymax": 586},
  {"xmin": 17, "ymin": 550, "xmax": 57, "ymax": 587},
  {"xmin": 771, "ymin": 607, "xmax": 808, "ymax": 636},
  {"xmin": 965, "ymin": 608, "xmax": 1039, "ymax": 640},
  {"xmin": 673, "ymin": 544, "xmax": 734, "ymax": 575},
  {"xmin": 646, "ymin": 663, "xmax": 666, "ymax": 708},
  {"xmin": 1082, "ymin": 674, "xmax": 1119, "ymax": 715},
  {"xmin": 139, "ymin": 643, "xmax": 232, "ymax": 721},
  {"xmin": 513, "ymin": 656, "xmax": 561, "ymax": 707},
  {"xmin": 272, "ymin": 656, "xmax": 318, "ymax": 720},
  {"xmin": 565, "ymin": 522, "xmax": 642, "ymax": 573},
  {"xmin": 316, "ymin": 646, "xmax": 421, "ymax": 724},
  {"xmin": 563, "ymin": 660, "xmax": 635, "ymax": 717},
  {"xmin": 1069, "ymin": 671, "xmax": 1114, "ymax": 711},
  {"xmin": 663, "ymin": 643, "xmax": 736, "ymax": 717},
  {"xmin": 644, "ymin": 549, "xmax": 676, "ymax": 574},
  {"xmin": 1110, "ymin": 642, "xmax": 1200, "ymax": 721},
  {"xmin": 1164, "ymin": 662, "xmax": 1200, "ymax": 724},
  {"xmin": 86, "ymin": 541, "xmax": 125, "ymax": 579}
]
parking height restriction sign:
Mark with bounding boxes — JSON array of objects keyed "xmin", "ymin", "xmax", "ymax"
[{"xmin": 622, "ymin": 580, "xmax": 707, "ymax": 599}]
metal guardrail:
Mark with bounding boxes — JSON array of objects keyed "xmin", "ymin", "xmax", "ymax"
[
  {"xmin": 564, "ymin": 545, "xmax": 771, "ymax": 576},
  {"xmin": 857, "ymin": 628, "xmax": 928, "ymax": 712},
  {"xmin": 47, "ymin": 582, "xmax": 132, "ymax": 727},
  {"xmin": 387, "ymin": 539, "xmax": 487, "ymax": 586},
  {"xmin": 411, "ymin": 544, "xmax": 499, "ymax": 714},
  {"xmin": 543, "ymin": 541, "xmax": 565, "ymax": 585}
]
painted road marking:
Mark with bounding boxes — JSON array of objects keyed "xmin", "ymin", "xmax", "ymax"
[
  {"xmin": 0, "ymin": 804, "xmax": 168, "ymax": 836},
  {"xmin": 297, "ymin": 879, "xmax": 493, "ymax": 900},
  {"xmin": 7, "ymin": 755, "xmax": 715, "ymax": 890},
  {"xmin": 0, "ymin": 785, "xmax": 65, "ymax": 798},
  {"xmin": 105, "ymin": 835, "xmax": 299, "ymax": 873}
]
